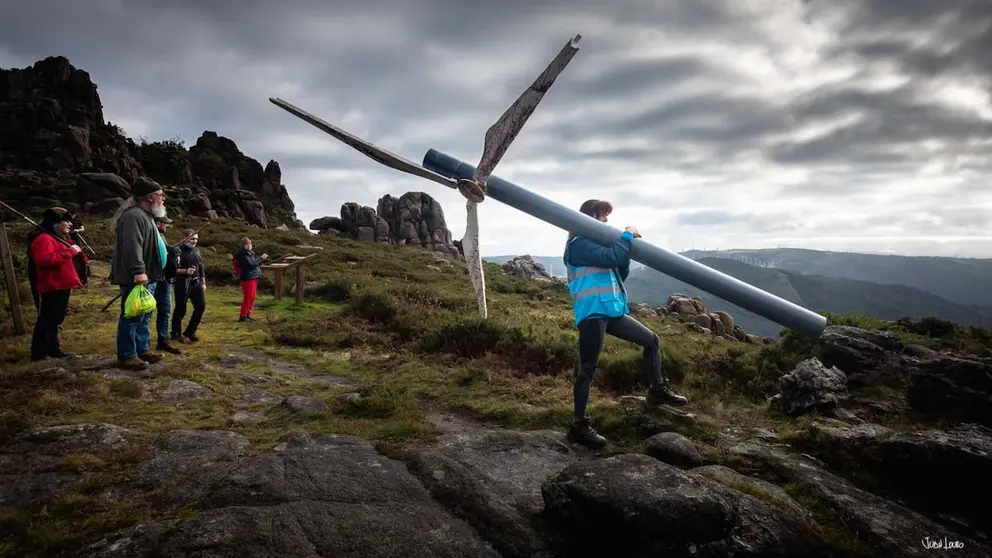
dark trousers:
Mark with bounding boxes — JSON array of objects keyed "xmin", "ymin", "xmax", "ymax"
[
  {"xmin": 153, "ymin": 281, "xmax": 172, "ymax": 344},
  {"xmin": 574, "ymin": 314, "xmax": 662, "ymax": 420},
  {"xmin": 31, "ymin": 289, "xmax": 71, "ymax": 360},
  {"xmin": 172, "ymin": 279, "xmax": 205, "ymax": 337}
]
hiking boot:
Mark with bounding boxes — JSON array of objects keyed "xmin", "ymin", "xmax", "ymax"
[
  {"xmin": 156, "ymin": 341, "xmax": 182, "ymax": 355},
  {"xmin": 117, "ymin": 357, "xmax": 148, "ymax": 370},
  {"xmin": 50, "ymin": 350, "xmax": 77, "ymax": 359},
  {"xmin": 647, "ymin": 382, "xmax": 689, "ymax": 407},
  {"xmin": 170, "ymin": 334, "xmax": 186, "ymax": 344},
  {"xmin": 567, "ymin": 417, "xmax": 607, "ymax": 449},
  {"xmin": 184, "ymin": 332, "xmax": 199, "ymax": 343},
  {"xmin": 137, "ymin": 351, "xmax": 164, "ymax": 364}
]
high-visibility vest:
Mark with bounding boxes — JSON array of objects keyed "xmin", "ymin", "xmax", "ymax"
[{"xmin": 565, "ymin": 237, "xmax": 628, "ymax": 324}]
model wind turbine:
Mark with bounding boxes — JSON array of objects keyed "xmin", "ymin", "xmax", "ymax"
[{"xmin": 268, "ymin": 35, "xmax": 827, "ymax": 338}]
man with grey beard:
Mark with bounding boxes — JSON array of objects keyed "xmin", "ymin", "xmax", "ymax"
[{"xmin": 110, "ymin": 177, "xmax": 169, "ymax": 370}]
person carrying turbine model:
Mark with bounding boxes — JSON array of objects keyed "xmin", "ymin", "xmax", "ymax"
[{"xmin": 563, "ymin": 199, "xmax": 689, "ymax": 448}]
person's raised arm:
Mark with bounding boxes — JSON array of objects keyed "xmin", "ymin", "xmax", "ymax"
[{"xmin": 568, "ymin": 230, "xmax": 635, "ymax": 269}]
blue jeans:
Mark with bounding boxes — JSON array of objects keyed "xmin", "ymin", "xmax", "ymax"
[
  {"xmin": 117, "ymin": 282, "xmax": 157, "ymax": 360},
  {"xmin": 153, "ymin": 281, "xmax": 172, "ymax": 344}
]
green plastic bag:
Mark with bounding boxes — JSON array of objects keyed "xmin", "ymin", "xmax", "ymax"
[{"xmin": 124, "ymin": 284, "xmax": 157, "ymax": 319}]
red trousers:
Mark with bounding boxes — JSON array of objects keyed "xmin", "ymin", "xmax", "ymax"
[{"xmin": 240, "ymin": 279, "xmax": 258, "ymax": 318}]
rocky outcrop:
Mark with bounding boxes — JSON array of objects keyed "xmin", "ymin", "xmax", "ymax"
[
  {"xmin": 808, "ymin": 325, "xmax": 992, "ymax": 427},
  {"xmin": 80, "ymin": 429, "xmax": 500, "ymax": 557},
  {"xmin": 0, "ymin": 57, "xmax": 141, "ymax": 180},
  {"xmin": 0, "ymin": 56, "xmax": 300, "ymax": 228},
  {"xmin": 645, "ymin": 293, "xmax": 772, "ymax": 344},
  {"xmin": 907, "ymin": 354, "xmax": 992, "ymax": 427},
  {"xmin": 502, "ymin": 255, "xmax": 554, "ymax": 281},
  {"xmin": 406, "ymin": 429, "xmax": 579, "ymax": 558},
  {"xmin": 309, "ymin": 191, "xmax": 460, "ymax": 258},
  {"xmin": 794, "ymin": 421, "xmax": 992, "ymax": 539},
  {"xmin": 6, "ymin": 413, "xmax": 992, "ymax": 558},
  {"xmin": 723, "ymin": 437, "xmax": 991, "ymax": 557},
  {"xmin": 542, "ymin": 453, "xmax": 833, "ymax": 557},
  {"xmin": 768, "ymin": 357, "xmax": 849, "ymax": 415}
]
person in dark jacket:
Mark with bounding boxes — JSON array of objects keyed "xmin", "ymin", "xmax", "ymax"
[
  {"xmin": 563, "ymin": 199, "xmax": 688, "ymax": 448},
  {"xmin": 153, "ymin": 216, "xmax": 181, "ymax": 354},
  {"xmin": 109, "ymin": 177, "xmax": 169, "ymax": 370},
  {"xmin": 234, "ymin": 237, "xmax": 267, "ymax": 322},
  {"xmin": 28, "ymin": 207, "xmax": 85, "ymax": 361},
  {"xmin": 171, "ymin": 228, "xmax": 207, "ymax": 342}
]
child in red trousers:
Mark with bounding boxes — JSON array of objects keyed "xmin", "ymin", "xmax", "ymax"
[{"xmin": 232, "ymin": 237, "xmax": 267, "ymax": 322}]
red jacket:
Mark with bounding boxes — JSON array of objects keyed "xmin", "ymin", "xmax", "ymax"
[{"xmin": 30, "ymin": 232, "xmax": 83, "ymax": 294}]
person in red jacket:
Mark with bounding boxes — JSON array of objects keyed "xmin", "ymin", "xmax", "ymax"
[{"xmin": 28, "ymin": 207, "xmax": 85, "ymax": 362}]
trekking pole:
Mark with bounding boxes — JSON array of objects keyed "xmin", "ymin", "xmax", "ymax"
[
  {"xmin": 101, "ymin": 292, "xmax": 121, "ymax": 312},
  {"xmin": 0, "ymin": 200, "xmax": 96, "ymax": 255},
  {"xmin": 71, "ymin": 229, "xmax": 97, "ymax": 256},
  {"xmin": 172, "ymin": 222, "xmax": 210, "ymax": 247}
]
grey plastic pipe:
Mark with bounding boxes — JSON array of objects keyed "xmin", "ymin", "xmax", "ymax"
[{"xmin": 422, "ymin": 148, "xmax": 827, "ymax": 338}]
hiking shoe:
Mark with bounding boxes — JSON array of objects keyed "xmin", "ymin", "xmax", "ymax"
[
  {"xmin": 50, "ymin": 351, "xmax": 77, "ymax": 359},
  {"xmin": 170, "ymin": 334, "xmax": 186, "ymax": 344},
  {"xmin": 117, "ymin": 357, "xmax": 148, "ymax": 370},
  {"xmin": 647, "ymin": 383, "xmax": 689, "ymax": 407},
  {"xmin": 156, "ymin": 341, "xmax": 182, "ymax": 355},
  {"xmin": 184, "ymin": 332, "xmax": 199, "ymax": 342},
  {"xmin": 137, "ymin": 351, "xmax": 164, "ymax": 364},
  {"xmin": 567, "ymin": 417, "xmax": 607, "ymax": 449}
]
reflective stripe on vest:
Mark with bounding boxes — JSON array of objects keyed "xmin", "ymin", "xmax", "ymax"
[{"xmin": 568, "ymin": 266, "xmax": 617, "ymax": 301}]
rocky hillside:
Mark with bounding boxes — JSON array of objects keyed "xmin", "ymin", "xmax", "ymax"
[
  {"xmin": 1, "ymin": 214, "xmax": 990, "ymax": 557},
  {"xmin": 0, "ymin": 56, "xmax": 299, "ymax": 228},
  {"xmin": 309, "ymin": 191, "xmax": 460, "ymax": 258}
]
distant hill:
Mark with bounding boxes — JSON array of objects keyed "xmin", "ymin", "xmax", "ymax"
[
  {"xmin": 681, "ymin": 248, "xmax": 992, "ymax": 311},
  {"xmin": 625, "ymin": 257, "xmax": 992, "ymax": 338}
]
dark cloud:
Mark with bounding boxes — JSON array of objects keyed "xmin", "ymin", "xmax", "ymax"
[{"xmin": 1, "ymin": 0, "xmax": 990, "ymax": 258}]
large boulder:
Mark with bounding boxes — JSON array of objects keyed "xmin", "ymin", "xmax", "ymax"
[
  {"xmin": 907, "ymin": 355, "xmax": 992, "ymax": 428},
  {"xmin": 80, "ymin": 430, "xmax": 499, "ymax": 557},
  {"xmin": 768, "ymin": 357, "xmax": 849, "ymax": 415},
  {"xmin": 724, "ymin": 438, "xmax": 992, "ymax": 558},
  {"xmin": 406, "ymin": 429, "xmax": 578, "ymax": 557},
  {"xmin": 541, "ymin": 453, "xmax": 831, "ymax": 557}
]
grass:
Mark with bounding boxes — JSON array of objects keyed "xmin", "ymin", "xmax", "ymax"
[{"xmin": 0, "ymin": 215, "xmax": 989, "ymax": 556}]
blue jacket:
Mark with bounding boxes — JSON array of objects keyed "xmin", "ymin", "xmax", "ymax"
[
  {"xmin": 563, "ymin": 230, "xmax": 635, "ymax": 325},
  {"xmin": 235, "ymin": 248, "xmax": 264, "ymax": 281}
]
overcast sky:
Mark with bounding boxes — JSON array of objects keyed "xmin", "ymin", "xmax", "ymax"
[{"xmin": 2, "ymin": 0, "xmax": 990, "ymax": 258}]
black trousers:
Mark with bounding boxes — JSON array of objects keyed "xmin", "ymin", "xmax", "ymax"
[
  {"xmin": 574, "ymin": 314, "xmax": 662, "ymax": 420},
  {"xmin": 171, "ymin": 279, "xmax": 205, "ymax": 337},
  {"xmin": 31, "ymin": 289, "xmax": 71, "ymax": 360}
]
